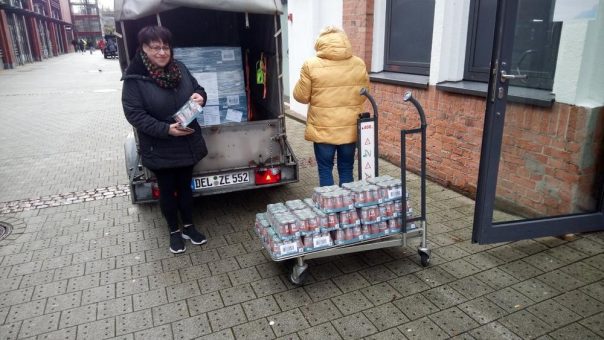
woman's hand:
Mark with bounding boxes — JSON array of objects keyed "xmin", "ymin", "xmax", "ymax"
[
  {"xmin": 191, "ymin": 93, "xmax": 205, "ymax": 106},
  {"xmin": 168, "ymin": 123, "xmax": 194, "ymax": 136}
]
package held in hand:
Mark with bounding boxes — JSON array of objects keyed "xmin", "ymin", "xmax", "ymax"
[{"xmin": 172, "ymin": 99, "xmax": 203, "ymax": 127}]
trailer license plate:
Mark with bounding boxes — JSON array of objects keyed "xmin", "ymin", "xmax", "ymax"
[{"xmin": 193, "ymin": 172, "xmax": 250, "ymax": 189}]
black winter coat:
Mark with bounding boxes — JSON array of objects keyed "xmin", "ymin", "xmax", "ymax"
[{"xmin": 121, "ymin": 53, "xmax": 208, "ymax": 170}]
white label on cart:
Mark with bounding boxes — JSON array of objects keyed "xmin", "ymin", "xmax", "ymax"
[
  {"xmin": 388, "ymin": 188, "xmax": 402, "ymax": 199},
  {"xmin": 280, "ymin": 242, "xmax": 298, "ymax": 254},
  {"xmin": 359, "ymin": 121, "xmax": 376, "ymax": 180},
  {"xmin": 313, "ymin": 235, "xmax": 332, "ymax": 248}
]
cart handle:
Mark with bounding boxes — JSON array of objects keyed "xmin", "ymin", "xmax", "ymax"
[
  {"xmin": 403, "ymin": 91, "xmax": 427, "ymax": 127},
  {"xmin": 360, "ymin": 88, "xmax": 378, "ymax": 118}
]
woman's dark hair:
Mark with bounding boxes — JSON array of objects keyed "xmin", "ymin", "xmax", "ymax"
[{"xmin": 137, "ymin": 26, "xmax": 173, "ymax": 47}]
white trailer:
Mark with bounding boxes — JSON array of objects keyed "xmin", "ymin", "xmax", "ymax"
[{"xmin": 115, "ymin": 0, "xmax": 299, "ymax": 203}]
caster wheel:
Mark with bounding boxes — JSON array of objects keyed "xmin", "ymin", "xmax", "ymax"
[
  {"xmin": 289, "ymin": 262, "xmax": 309, "ymax": 286},
  {"xmin": 419, "ymin": 251, "xmax": 430, "ymax": 267},
  {"xmin": 289, "ymin": 270, "xmax": 308, "ymax": 286}
]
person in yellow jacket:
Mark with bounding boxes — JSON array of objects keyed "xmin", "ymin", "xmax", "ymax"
[{"xmin": 293, "ymin": 26, "xmax": 369, "ymax": 186}]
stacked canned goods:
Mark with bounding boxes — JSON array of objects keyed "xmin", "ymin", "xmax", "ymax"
[{"xmin": 255, "ymin": 176, "xmax": 416, "ymax": 260}]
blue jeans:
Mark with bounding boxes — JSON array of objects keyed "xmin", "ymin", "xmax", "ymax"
[{"xmin": 313, "ymin": 143, "xmax": 356, "ymax": 186}]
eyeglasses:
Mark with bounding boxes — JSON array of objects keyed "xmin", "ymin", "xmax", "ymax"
[{"xmin": 146, "ymin": 45, "xmax": 171, "ymax": 53}]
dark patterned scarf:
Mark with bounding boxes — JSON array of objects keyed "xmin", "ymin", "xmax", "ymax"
[{"xmin": 140, "ymin": 50, "xmax": 182, "ymax": 89}]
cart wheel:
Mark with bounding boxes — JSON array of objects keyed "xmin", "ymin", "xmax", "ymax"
[
  {"xmin": 289, "ymin": 262, "xmax": 309, "ymax": 286},
  {"xmin": 289, "ymin": 270, "xmax": 308, "ymax": 286},
  {"xmin": 419, "ymin": 250, "xmax": 430, "ymax": 267}
]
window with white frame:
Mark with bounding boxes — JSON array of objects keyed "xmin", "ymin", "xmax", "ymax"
[{"xmin": 384, "ymin": 0, "xmax": 435, "ymax": 75}]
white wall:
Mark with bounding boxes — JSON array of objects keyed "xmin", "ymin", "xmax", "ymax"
[
  {"xmin": 287, "ymin": 0, "xmax": 343, "ymax": 117},
  {"xmin": 576, "ymin": 0, "xmax": 604, "ymax": 107},
  {"xmin": 553, "ymin": 1, "xmax": 604, "ymax": 107},
  {"xmin": 553, "ymin": 22, "xmax": 589, "ymax": 105},
  {"xmin": 429, "ymin": 0, "xmax": 470, "ymax": 84},
  {"xmin": 371, "ymin": 0, "xmax": 386, "ymax": 72}
]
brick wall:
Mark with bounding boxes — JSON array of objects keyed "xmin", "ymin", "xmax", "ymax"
[
  {"xmin": 342, "ymin": 0, "xmax": 373, "ymax": 67},
  {"xmin": 372, "ymin": 82, "xmax": 604, "ymax": 217},
  {"xmin": 372, "ymin": 84, "xmax": 484, "ymax": 195}
]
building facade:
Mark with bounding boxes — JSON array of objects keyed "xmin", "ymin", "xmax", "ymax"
[
  {"xmin": 287, "ymin": 0, "xmax": 604, "ymax": 219},
  {"xmin": 69, "ymin": 0, "xmax": 100, "ymax": 44},
  {"xmin": 0, "ymin": 0, "xmax": 73, "ymax": 69}
]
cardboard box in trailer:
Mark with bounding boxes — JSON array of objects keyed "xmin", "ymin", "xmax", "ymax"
[{"xmin": 115, "ymin": 0, "xmax": 299, "ymax": 204}]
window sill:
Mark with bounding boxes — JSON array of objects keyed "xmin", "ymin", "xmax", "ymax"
[
  {"xmin": 370, "ymin": 72, "xmax": 429, "ymax": 89},
  {"xmin": 436, "ymin": 80, "xmax": 555, "ymax": 107}
]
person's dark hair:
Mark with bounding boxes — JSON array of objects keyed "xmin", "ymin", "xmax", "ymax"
[{"xmin": 137, "ymin": 26, "xmax": 173, "ymax": 47}]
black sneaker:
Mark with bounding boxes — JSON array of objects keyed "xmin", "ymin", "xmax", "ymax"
[
  {"xmin": 182, "ymin": 225, "xmax": 207, "ymax": 245},
  {"xmin": 169, "ymin": 231, "xmax": 186, "ymax": 254}
]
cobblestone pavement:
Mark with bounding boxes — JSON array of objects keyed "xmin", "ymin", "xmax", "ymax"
[{"xmin": 0, "ymin": 53, "xmax": 603, "ymax": 340}]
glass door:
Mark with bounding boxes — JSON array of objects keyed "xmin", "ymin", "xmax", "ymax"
[{"xmin": 472, "ymin": 0, "xmax": 604, "ymax": 243}]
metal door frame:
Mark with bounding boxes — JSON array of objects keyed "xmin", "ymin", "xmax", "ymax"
[{"xmin": 472, "ymin": 0, "xmax": 604, "ymax": 244}]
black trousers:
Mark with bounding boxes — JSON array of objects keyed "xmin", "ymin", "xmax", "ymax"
[{"xmin": 153, "ymin": 165, "xmax": 194, "ymax": 231}]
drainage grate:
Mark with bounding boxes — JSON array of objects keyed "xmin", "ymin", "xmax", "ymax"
[{"xmin": 0, "ymin": 222, "xmax": 11, "ymax": 241}]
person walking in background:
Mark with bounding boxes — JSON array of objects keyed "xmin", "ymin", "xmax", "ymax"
[
  {"xmin": 293, "ymin": 26, "xmax": 369, "ymax": 187},
  {"xmin": 121, "ymin": 26, "xmax": 209, "ymax": 254},
  {"xmin": 71, "ymin": 39, "xmax": 79, "ymax": 53},
  {"xmin": 97, "ymin": 38, "xmax": 106, "ymax": 53},
  {"xmin": 88, "ymin": 38, "xmax": 95, "ymax": 54},
  {"xmin": 78, "ymin": 39, "xmax": 85, "ymax": 54}
]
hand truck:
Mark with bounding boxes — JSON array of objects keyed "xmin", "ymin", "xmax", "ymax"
[{"xmin": 283, "ymin": 90, "xmax": 431, "ymax": 285}]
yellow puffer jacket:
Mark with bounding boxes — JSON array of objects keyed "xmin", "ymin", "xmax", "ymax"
[{"xmin": 293, "ymin": 30, "xmax": 369, "ymax": 145}]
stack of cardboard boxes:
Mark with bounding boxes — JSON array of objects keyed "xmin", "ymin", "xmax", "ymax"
[{"xmin": 174, "ymin": 47, "xmax": 248, "ymax": 126}]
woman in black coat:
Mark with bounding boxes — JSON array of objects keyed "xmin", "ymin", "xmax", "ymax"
[{"xmin": 122, "ymin": 26, "xmax": 208, "ymax": 254}]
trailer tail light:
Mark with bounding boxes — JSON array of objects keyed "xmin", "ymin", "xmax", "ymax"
[
  {"xmin": 255, "ymin": 167, "xmax": 281, "ymax": 185},
  {"xmin": 151, "ymin": 183, "xmax": 160, "ymax": 200}
]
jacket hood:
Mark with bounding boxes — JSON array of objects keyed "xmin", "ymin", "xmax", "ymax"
[{"xmin": 314, "ymin": 31, "xmax": 352, "ymax": 61}]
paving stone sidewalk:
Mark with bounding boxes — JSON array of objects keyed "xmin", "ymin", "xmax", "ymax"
[{"xmin": 0, "ymin": 53, "xmax": 603, "ymax": 340}]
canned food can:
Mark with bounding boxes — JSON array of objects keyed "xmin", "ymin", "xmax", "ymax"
[
  {"xmin": 367, "ymin": 206, "xmax": 378, "ymax": 222},
  {"xmin": 342, "ymin": 192, "xmax": 354, "ymax": 206},
  {"xmin": 317, "ymin": 213, "xmax": 328, "ymax": 228},
  {"xmin": 304, "ymin": 235, "xmax": 313, "ymax": 249},
  {"xmin": 327, "ymin": 213, "xmax": 338, "ymax": 228},
  {"xmin": 334, "ymin": 193, "xmax": 344, "ymax": 208},
  {"xmin": 344, "ymin": 228, "xmax": 353, "ymax": 240},
  {"xmin": 394, "ymin": 200, "xmax": 403, "ymax": 214},
  {"xmin": 339, "ymin": 211, "xmax": 350, "ymax": 225},
  {"xmin": 278, "ymin": 221, "xmax": 289, "ymax": 235},
  {"xmin": 378, "ymin": 204, "xmax": 387, "ymax": 218},
  {"xmin": 388, "ymin": 218, "xmax": 399, "ymax": 232},
  {"xmin": 350, "ymin": 209, "xmax": 360, "ymax": 224},
  {"xmin": 354, "ymin": 190, "xmax": 366, "ymax": 204},
  {"xmin": 352, "ymin": 226, "xmax": 361, "ymax": 238},
  {"xmin": 359, "ymin": 207, "xmax": 369, "ymax": 222},
  {"xmin": 370, "ymin": 223, "xmax": 380, "ymax": 234},
  {"xmin": 335, "ymin": 229, "xmax": 345, "ymax": 243}
]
